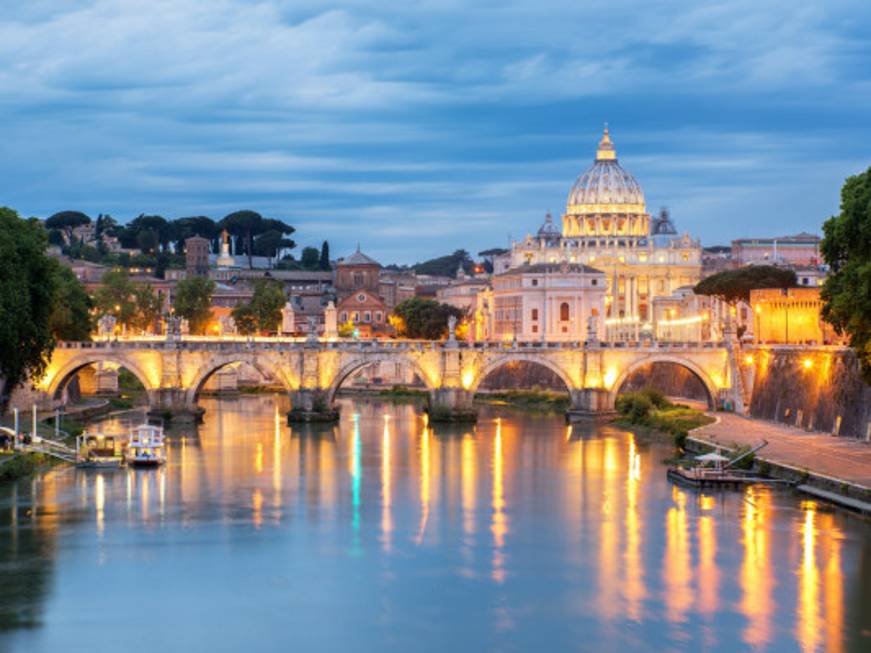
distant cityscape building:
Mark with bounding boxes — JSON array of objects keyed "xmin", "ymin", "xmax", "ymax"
[
  {"xmin": 335, "ymin": 246, "xmax": 389, "ymax": 336},
  {"xmin": 185, "ymin": 236, "xmax": 210, "ymax": 277},
  {"xmin": 750, "ymin": 287, "xmax": 842, "ymax": 345},
  {"xmin": 732, "ymin": 233, "xmax": 821, "ymax": 267}
]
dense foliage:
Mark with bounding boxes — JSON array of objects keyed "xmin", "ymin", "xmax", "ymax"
[
  {"xmin": 48, "ymin": 261, "xmax": 94, "ymax": 341},
  {"xmin": 413, "ymin": 249, "xmax": 474, "ymax": 278},
  {"xmin": 391, "ymin": 298, "xmax": 465, "ymax": 340},
  {"xmin": 821, "ymin": 165, "xmax": 871, "ymax": 381},
  {"xmin": 172, "ymin": 277, "xmax": 215, "ymax": 335},
  {"xmin": 93, "ymin": 269, "xmax": 162, "ymax": 333},
  {"xmin": 615, "ymin": 388, "xmax": 715, "ymax": 448},
  {"xmin": 0, "ymin": 208, "xmax": 58, "ymax": 410},
  {"xmin": 231, "ymin": 279, "xmax": 286, "ymax": 334},
  {"xmin": 694, "ymin": 265, "xmax": 796, "ymax": 304}
]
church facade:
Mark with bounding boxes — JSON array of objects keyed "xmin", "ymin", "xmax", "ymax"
[{"xmin": 492, "ymin": 127, "xmax": 703, "ymax": 341}]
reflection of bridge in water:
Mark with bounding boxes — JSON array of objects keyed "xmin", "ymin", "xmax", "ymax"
[{"xmin": 34, "ymin": 337, "xmax": 745, "ymax": 422}]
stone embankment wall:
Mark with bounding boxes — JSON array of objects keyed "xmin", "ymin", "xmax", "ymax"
[{"xmin": 749, "ymin": 348, "xmax": 871, "ymax": 439}]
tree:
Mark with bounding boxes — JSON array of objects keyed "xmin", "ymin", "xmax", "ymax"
[
  {"xmin": 694, "ymin": 265, "xmax": 797, "ymax": 305},
  {"xmin": 231, "ymin": 304, "xmax": 258, "ymax": 336},
  {"xmin": 170, "ymin": 216, "xmax": 217, "ymax": 253},
  {"xmin": 0, "ymin": 208, "xmax": 58, "ymax": 410},
  {"xmin": 253, "ymin": 229, "xmax": 294, "ymax": 265},
  {"xmin": 130, "ymin": 284, "xmax": 163, "ymax": 334},
  {"xmin": 95, "ymin": 214, "xmax": 117, "ymax": 239},
  {"xmin": 129, "ymin": 214, "xmax": 169, "ymax": 254},
  {"xmin": 413, "ymin": 249, "xmax": 474, "ymax": 277},
  {"xmin": 93, "ymin": 269, "xmax": 137, "ymax": 328},
  {"xmin": 821, "ymin": 166, "xmax": 871, "ymax": 381},
  {"xmin": 391, "ymin": 297, "xmax": 465, "ymax": 340},
  {"xmin": 249, "ymin": 279, "xmax": 286, "ymax": 333},
  {"xmin": 319, "ymin": 241, "xmax": 331, "ymax": 270},
  {"xmin": 219, "ymin": 210, "xmax": 264, "ymax": 269},
  {"xmin": 173, "ymin": 277, "xmax": 215, "ymax": 335},
  {"xmin": 300, "ymin": 246, "xmax": 320, "ymax": 270},
  {"xmin": 45, "ymin": 210, "xmax": 91, "ymax": 244},
  {"xmin": 48, "ymin": 261, "xmax": 94, "ymax": 341}
]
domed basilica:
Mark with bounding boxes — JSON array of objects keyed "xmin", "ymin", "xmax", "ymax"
[{"xmin": 493, "ymin": 126, "xmax": 702, "ymax": 339}]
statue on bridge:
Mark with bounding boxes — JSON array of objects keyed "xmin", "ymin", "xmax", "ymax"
[
  {"xmin": 447, "ymin": 314, "xmax": 457, "ymax": 343},
  {"xmin": 97, "ymin": 314, "xmax": 116, "ymax": 338}
]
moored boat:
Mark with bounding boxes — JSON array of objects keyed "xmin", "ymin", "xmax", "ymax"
[
  {"xmin": 76, "ymin": 433, "xmax": 124, "ymax": 469},
  {"xmin": 125, "ymin": 424, "xmax": 166, "ymax": 467}
]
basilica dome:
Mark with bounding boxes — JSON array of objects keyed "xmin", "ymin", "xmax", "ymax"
[{"xmin": 566, "ymin": 127, "xmax": 645, "ymax": 216}]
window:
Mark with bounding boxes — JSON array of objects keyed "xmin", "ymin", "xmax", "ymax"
[
  {"xmin": 375, "ymin": 311, "xmax": 382, "ymax": 323},
  {"xmin": 353, "ymin": 273, "xmax": 364, "ymax": 286},
  {"xmin": 352, "ymin": 312, "xmax": 359, "ymax": 321},
  {"xmin": 560, "ymin": 302, "xmax": 569, "ymax": 321},
  {"xmin": 531, "ymin": 278, "xmax": 538, "ymax": 286},
  {"xmin": 357, "ymin": 293, "xmax": 366, "ymax": 303},
  {"xmin": 532, "ymin": 325, "xmax": 538, "ymax": 333},
  {"xmin": 531, "ymin": 309, "xmax": 539, "ymax": 321},
  {"xmin": 340, "ymin": 312, "xmax": 347, "ymax": 322},
  {"xmin": 363, "ymin": 311, "xmax": 371, "ymax": 322},
  {"xmin": 591, "ymin": 279, "xmax": 597, "ymax": 286}
]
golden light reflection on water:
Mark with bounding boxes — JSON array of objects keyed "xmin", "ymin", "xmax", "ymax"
[
  {"xmin": 14, "ymin": 396, "xmax": 863, "ymax": 651},
  {"xmin": 664, "ymin": 486, "xmax": 694, "ymax": 625},
  {"xmin": 740, "ymin": 486, "xmax": 772, "ymax": 649},
  {"xmin": 624, "ymin": 436, "xmax": 645, "ymax": 621},
  {"xmin": 491, "ymin": 417, "xmax": 507, "ymax": 584}
]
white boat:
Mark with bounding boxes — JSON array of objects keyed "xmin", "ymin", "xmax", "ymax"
[
  {"xmin": 76, "ymin": 432, "xmax": 124, "ymax": 469},
  {"xmin": 125, "ymin": 424, "xmax": 166, "ymax": 467}
]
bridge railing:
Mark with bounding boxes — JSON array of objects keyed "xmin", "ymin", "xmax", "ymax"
[{"xmin": 56, "ymin": 337, "xmax": 730, "ymax": 354}]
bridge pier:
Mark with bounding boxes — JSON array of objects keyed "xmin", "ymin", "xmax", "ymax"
[
  {"xmin": 287, "ymin": 389, "xmax": 340, "ymax": 423},
  {"xmin": 427, "ymin": 388, "xmax": 477, "ymax": 423},
  {"xmin": 148, "ymin": 389, "xmax": 204, "ymax": 424},
  {"xmin": 565, "ymin": 388, "xmax": 616, "ymax": 419}
]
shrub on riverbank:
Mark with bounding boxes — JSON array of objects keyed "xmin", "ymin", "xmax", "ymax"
[
  {"xmin": 615, "ymin": 389, "xmax": 714, "ymax": 448},
  {"xmin": 379, "ymin": 386, "xmax": 429, "ymax": 399},
  {"xmin": 0, "ymin": 453, "xmax": 51, "ymax": 483},
  {"xmin": 476, "ymin": 389, "xmax": 570, "ymax": 411}
]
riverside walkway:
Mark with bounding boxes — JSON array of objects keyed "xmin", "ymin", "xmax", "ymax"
[{"xmin": 692, "ymin": 412, "xmax": 871, "ymax": 490}]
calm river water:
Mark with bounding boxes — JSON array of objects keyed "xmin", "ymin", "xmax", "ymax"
[{"xmin": 1, "ymin": 395, "xmax": 869, "ymax": 652}]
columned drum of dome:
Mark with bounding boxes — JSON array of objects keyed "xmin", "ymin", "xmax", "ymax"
[{"xmin": 562, "ymin": 126, "xmax": 650, "ymax": 239}]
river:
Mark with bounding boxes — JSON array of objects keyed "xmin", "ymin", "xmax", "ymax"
[{"xmin": 1, "ymin": 395, "xmax": 869, "ymax": 652}]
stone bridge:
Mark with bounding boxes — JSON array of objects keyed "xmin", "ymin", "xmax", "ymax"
[{"xmin": 33, "ymin": 337, "xmax": 744, "ymax": 422}]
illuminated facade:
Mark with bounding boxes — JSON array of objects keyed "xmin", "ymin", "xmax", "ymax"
[
  {"xmin": 749, "ymin": 288, "xmax": 842, "ymax": 345},
  {"xmin": 496, "ymin": 127, "xmax": 702, "ymax": 340}
]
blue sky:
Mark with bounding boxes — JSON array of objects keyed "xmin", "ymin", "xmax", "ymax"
[{"xmin": 1, "ymin": 1, "xmax": 870, "ymax": 264}]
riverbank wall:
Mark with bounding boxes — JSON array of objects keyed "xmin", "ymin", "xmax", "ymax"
[{"xmin": 748, "ymin": 347, "xmax": 871, "ymax": 439}]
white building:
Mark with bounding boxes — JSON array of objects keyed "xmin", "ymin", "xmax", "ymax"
[{"xmin": 477, "ymin": 263, "xmax": 606, "ymax": 342}]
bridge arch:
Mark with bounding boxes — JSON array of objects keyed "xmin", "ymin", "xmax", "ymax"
[
  {"xmin": 325, "ymin": 354, "xmax": 436, "ymax": 405},
  {"xmin": 608, "ymin": 354, "xmax": 720, "ymax": 409},
  {"xmin": 186, "ymin": 355, "xmax": 297, "ymax": 408},
  {"xmin": 45, "ymin": 354, "xmax": 157, "ymax": 401},
  {"xmin": 467, "ymin": 354, "xmax": 576, "ymax": 394}
]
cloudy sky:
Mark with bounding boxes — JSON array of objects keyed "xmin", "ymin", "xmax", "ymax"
[{"xmin": 1, "ymin": 1, "xmax": 870, "ymax": 263}]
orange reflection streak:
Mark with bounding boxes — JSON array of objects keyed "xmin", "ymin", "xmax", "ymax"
[
  {"xmin": 416, "ymin": 424, "xmax": 430, "ymax": 545},
  {"xmin": 491, "ymin": 418, "xmax": 507, "ymax": 583},
  {"xmin": 273, "ymin": 404, "xmax": 283, "ymax": 516},
  {"xmin": 252, "ymin": 488, "xmax": 263, "ymax": 530},
  {"xmin": 140, "ymin": 471, "xmax": 150, "ymax": 522},
  {"xmin": 623, "ymin": 437, "xmax": 645, "ymax": 621},
  {"xmin": 95, "ymin": 474, "xmax": 105, "ymax": 537},
  {"xmin": 797, "ymin": 506, "xmax": 820, "ymax": 653},
  {"xmin": 255, "ymin": 442, "xmax": 264, "ymax": 475},
  {"xmin": 697, "ymin": 514, "xmax": 718, "ymax": 615},
  {"xmin": 598, "ymin": 437, "xmax": 619, "ymax": 621},
  {"xmin": 462, "ymin": 434, "xmax": 476, "ymax": 539},
  {"xmin": 663, "ymin": 486, "xmax": 693, "ymax": 625},
  {"xmin": 822, "ymin": 514, "xmax": 844, "ymax": 653},
  {"xmin": 739, "ymin": 487, "xmax": 772, "ymax": 649},
  {"xmin": 381, "ymin": 417, "xmax": 392, "ymax": 553}
]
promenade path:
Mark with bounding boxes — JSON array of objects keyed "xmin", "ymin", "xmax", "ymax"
[{"xmin": 692, "ymin": 412, "xmax": 871, "ymax": 489}]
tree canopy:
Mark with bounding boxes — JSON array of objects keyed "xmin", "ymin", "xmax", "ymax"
[
  {"xmin": 821, "ymin": 165, "xmax": 871, "ymax": 380},
  {"xmin": 319, "ymin": 241, "xmax": 331, "ymax": 271},
  {"xmin": 390, "ymin": 298, "xmax": 465, "ymax": 340},
  {"xmin": 93, "ymin": 269, "xmax": 163, "ymax": 333},
  {"xmin": 231, "ymin": 279, "xmax": 285, "ymax": 334},
  {"xmin": 173, "ymin": 277, "xmax": 215, "ymax": 335},
  {"xmin": 45, "ymin": 210, "xmax": 91, "ymax": 243},
  {"xmin": 218, "ymin": 211, "xmax": 295, "ymax": 269},
  {"xmin": 300, "ymin": 246, "xmax": 320, "ymax": 270},
  {"xmin": 48, "ymin": 261, "xmax": 94, "ymax": 341},
  {"xmin": 0, "ymin": 208, "xmax": 58, "ymax": 409},
  {"xmin": 694, "ymin": 265, "xmax": 797, "ymax": 305},
  {"xmin": 413, "ymin": 249, "xmax": 474, "ymax": 278}
]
